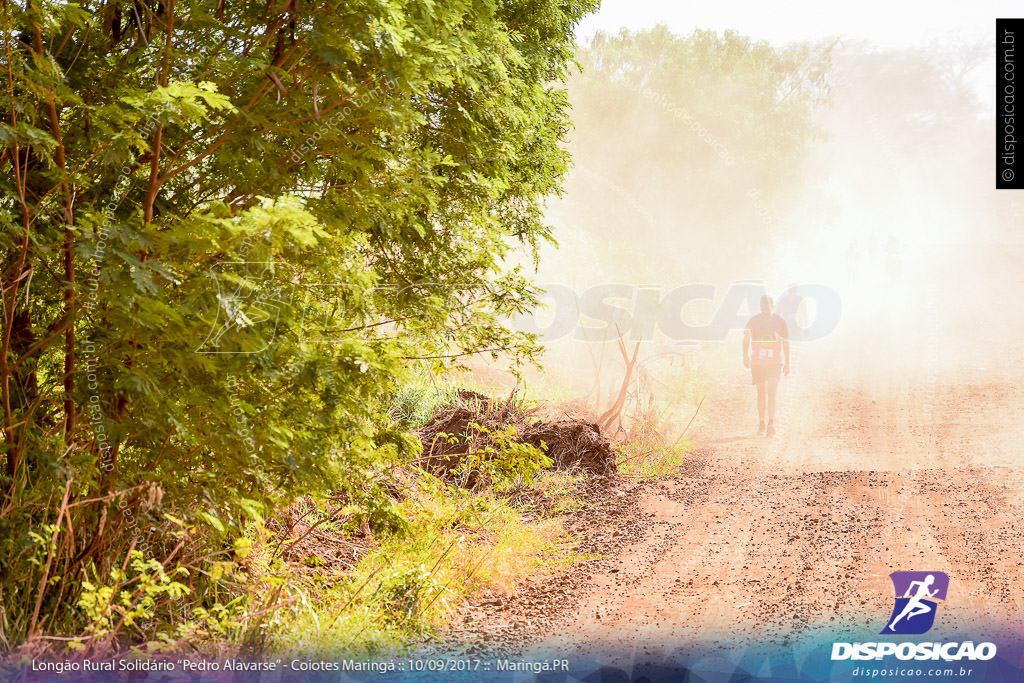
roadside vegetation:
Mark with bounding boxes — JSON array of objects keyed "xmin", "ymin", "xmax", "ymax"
[{"xmin": 0, "ymin": 0, "xmax": 597, "ymax": 660}]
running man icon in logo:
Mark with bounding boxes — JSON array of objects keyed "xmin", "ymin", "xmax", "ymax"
[{"xmin": 882, "ymin": 571, "xmax": 949, "ymax": 635}]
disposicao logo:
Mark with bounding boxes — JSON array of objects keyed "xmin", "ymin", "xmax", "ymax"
[
  {"xmin": 882, "ymin": 571, "xmax": 948, "ymax": 635},
  {"xmin": 830, "ymin": 571, "xmax": 997, "ymax": 663}
]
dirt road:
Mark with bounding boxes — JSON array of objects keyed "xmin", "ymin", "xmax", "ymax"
[
  {"xmin": 455, "ymin": 309, "xmax": 1024, "ymax": 669},
  {"xmin": 450, "ymin": 252, "xmax": 1024, "ymax": 675},
  {"xmin": 524, "ymin": 362, "xmax": 1023, "ymax": 661}
]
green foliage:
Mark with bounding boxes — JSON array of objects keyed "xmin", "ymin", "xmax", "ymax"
[
  {"xmin": 460, "ymin": 422, "xmax": 552, "ymax": 491},
  {"xmin": 387, "ymin": 377, "xmax": 464, "ymax": 430},
  {"xmin": 75, "ymin": 552, "xmax": 189, "ymax": 648},
  {"xmin": 0, "ymin": 0, "xmax": 596, "ymax": 652},
  {"xmin": 380, "ymin": 564, "xmax": 439, "ymax": 625}
]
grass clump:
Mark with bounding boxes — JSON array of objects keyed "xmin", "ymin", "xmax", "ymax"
[
  {"xmin": 616, "ymin": 407, "xmax": 693, "ymax": 479},
  {"xmin": 268, "ymin": 471, "xmax": 567, "ymax": 657}
]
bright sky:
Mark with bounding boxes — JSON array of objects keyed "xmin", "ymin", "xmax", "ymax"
[{"xmin": 577, "ymin": 0, "xmax": 1013, "ymax": 49}]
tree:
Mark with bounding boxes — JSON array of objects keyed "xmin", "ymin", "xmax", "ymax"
[
  {"xmin": 557, "ymin": 27, "xmax": 832, "ymax": 281},
  {"xmin": 0, "ymin": 0, "xmax": 595, "ymax": 646}
]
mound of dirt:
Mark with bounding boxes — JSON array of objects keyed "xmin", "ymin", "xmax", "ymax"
[
  {"xmin": 520, "ymin": 419, "xmax": 616, "ymax": 476},
  {"xmin": 415, "ymin": 393, "xmax": 617, "ymax": 483}
]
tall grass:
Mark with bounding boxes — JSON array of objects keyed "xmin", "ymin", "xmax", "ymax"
[
  {"xmin": 268, "ymin": 471, "xmax": 566, "ymax": 656},
  {"xmin": 616, "ymin": 407, "xmax": 694, "ymax": 479}
]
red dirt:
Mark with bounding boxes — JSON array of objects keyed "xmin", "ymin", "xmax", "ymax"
[
  {"xmin": 415, "ymin": 395, "xmax": 617, "ymax": 484},
  {"xmin": 447, "ymin": 338, "xmax": 1024, "ymax": 661}
]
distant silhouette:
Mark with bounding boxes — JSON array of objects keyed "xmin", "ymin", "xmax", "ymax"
[
  {"xmin": 743, "ymin": 296, "xmax": 790, "ymax": 437},
  {"xmin": 777, "ymin": 284, "xmax": 807, "ymax": 342}
]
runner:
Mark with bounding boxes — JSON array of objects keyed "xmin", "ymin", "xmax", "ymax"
[{"xmin": 743, "ymin": 295, "xmax": 790, "ymax": 436}]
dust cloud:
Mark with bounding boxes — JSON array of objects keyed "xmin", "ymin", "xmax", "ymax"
[{"xmin": 502, "ymin": 30, "xmax": 1024, "ymax": 425}]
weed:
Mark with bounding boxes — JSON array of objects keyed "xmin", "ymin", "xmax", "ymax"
[{"xmin": 617, "ymin": 407, "xmax": 693, "ymax": 479}]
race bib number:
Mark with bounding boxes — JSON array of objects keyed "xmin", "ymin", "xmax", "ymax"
[{"xmin": 752, "ymin": 333, "xmax": 779, "ymax": 365}]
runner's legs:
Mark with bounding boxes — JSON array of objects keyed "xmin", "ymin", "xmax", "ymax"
[{"xmin": 765, "ymin": 375, "xmax": 780, "ymax": 422}]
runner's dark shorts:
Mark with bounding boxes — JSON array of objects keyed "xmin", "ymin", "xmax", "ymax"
[{"xmin": 751, "ymin": 364, "xmax": 782, "ymax": 385}]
